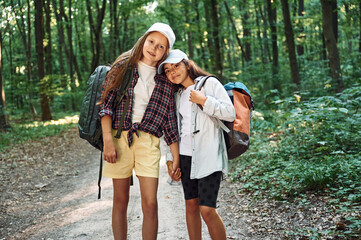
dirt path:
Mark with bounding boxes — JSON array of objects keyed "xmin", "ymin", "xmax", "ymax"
[
  {"xmin": 12, "ymin": 154, "xmax": 191, "ymax": 240},
  {"xmin": 1, "ymin": 129, "xmax": 245, "ymax": 240},
  {"xmin": 3, "ymin": 128, "xmax": 340, "ymax": 239}
]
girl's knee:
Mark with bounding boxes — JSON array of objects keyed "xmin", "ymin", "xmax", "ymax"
[
  {"xmin": 200, "ymin": 206, "xmax": 217, "ymax": 221},
  {"xmin": 142, "ymin": 198, "xmax": 158, "ymax": 216},
  {"xmin": 186, "ymin": 199, "xmax": 199, "ymax": 215},
  {"xmin": 113, "ymin": 197, "xmax": 129, "ymax": 213}
]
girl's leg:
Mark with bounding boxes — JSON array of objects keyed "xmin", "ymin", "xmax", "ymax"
[
  {"xmin": 138, "ymin": 176, "xmax": 159, "ymax": 240},
  {"xmin": 185, "ymin": 198, "xmax": 202, "ymax": 240},
  {"xmin": 112, "ymin": 178, "xmax": 131, "ymax": 240},
  {"xmin": 199, "ymin": 206, "xmax": 226, "ymax": 240}
]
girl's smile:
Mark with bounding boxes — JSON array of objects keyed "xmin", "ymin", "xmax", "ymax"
[
  {"xmin": 164, "ymin": 62, "xmax": 194, "ymax": 88},
  {"xmin": 141, "ymin": 32, "xmax": 168, "ymax": 67}
]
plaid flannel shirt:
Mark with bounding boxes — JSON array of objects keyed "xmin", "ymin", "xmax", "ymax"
[{"xmin": 99, "ymin": 62, "xmax": 178, "ymax": 146}]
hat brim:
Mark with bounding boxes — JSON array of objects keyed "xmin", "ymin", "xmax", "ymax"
[{"xmin": 158, "ymin": 57, "xmax": 184, "ymax": 74}]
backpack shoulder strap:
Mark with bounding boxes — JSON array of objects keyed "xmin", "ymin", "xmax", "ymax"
[
  {"xmin": 114, "ymin": 66, "xmax": 135, "ymax": 139},
  {"xmin": 194, "ymin": 75, "xmax": 216, "ymax": 91},
  {"xmin": 194, "ymin": 75, "xmax": 230, "ymax": 133}
]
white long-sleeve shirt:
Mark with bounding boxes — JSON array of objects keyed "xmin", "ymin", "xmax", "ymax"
[{"xmin": 168, "ymin": 76, "xmax": 236, "ymax": 179}]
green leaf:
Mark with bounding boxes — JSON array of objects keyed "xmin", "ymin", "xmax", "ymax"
[{"xmin": 339, "ymin": 108, "xmax": 348, "ymax": 114}]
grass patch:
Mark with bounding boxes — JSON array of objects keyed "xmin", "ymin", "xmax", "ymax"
[{"xmin": 0, "ymin": 113, "xmax": 79, "ymax": 152}]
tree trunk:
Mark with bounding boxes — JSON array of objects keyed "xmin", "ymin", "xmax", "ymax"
[
  {"xmin": 184, "ymin": 3, "xmax": 194, "ymax": 59},
  {"xmin": 223, "ymin": 1, "xmax": 247, "ymax": 64},
  {"xmin": 240, "ymin": 2, "xmax": 251, "ymax": 62},
  {"xmin": 267, "ymin": 0, "xmax": 279, "ymax": 75},
  {"xmin": 0, "ymin": 30, "xmax": 10, "ymax": 131},
  {"xmin": 44, "ymin": 0, "xmax": 52, "ymax": 75},
  {"xmin": 193, "ymin": 1, "xmax": 208, "ymax": 70},
  {"xmin": 74, "ymin": 20, "xmax": 88, "ymax": 72},
  {"xmin": 359, "ymin": 2, "xmax": 361, "ymax": 53},
  {"xmin": 86, "ymin": 0, "xmax": 107, "ymax": 73},
  {"xmin": 210, "ymin": 0, "xmax": 223, "ymax": 78},
  {"xmin": 109, "ymin": 0, "xmax": 121, "ymax": 61},
  {"xmin": 281, "ymin": 0, "xmax": 300, "ymax": 87},
  {"xmin": 320, "ymin": 0, "xmax": 344, "ymax": 92},
  {"xmin": 344, "ymin": 3, "xmax": 352, "ymax": 54},
  {"xmin": 67, "ymin": 0, "xmax": 77, "ymax": 110},
  {"xmin": 68, "ymin": 0, "xmax": 74, "ymax": 85},
  {"xmin": 109, "ymin": 0, "xmax": 115, "ymax": 61},
  {"xmin": 254, "ymin": 4, "xmax": 265, "ymax": 64},
  {"xmin": 52, "ymin": 0, "xmax": 66, "ymax": 78},
  {"xmin": 297, "ymin": 0, "xmax": 304, "ymax": 56},
  {"xmin": 331, "ymin": 0, "xmax": 338, "ymax": 43},
  {"xmin": 121, "ymin": 16, "xmax": 129, "ymax": 54},
  {"xmin": 6, "ymin": 18, "xmax": 14, "ymax": 105},
  {"xmin": 27, "ymin": 0, "xmax": 37, "ymax": 115},
  {"xmin": 35, "ymin": 0, "xmax": 52, "ymax": 121},
  {"xmin": 204, "ymin": 1, "xmax": 215, "ymax": 73},
  {"xmin": 10, "ymin": 0, "xmax": 37, "ymax": 115},
  {"xmin": 260, "ymin": 4, "xmax": 272, "ymax": 63}
]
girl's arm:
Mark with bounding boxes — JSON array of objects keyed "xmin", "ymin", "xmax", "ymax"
[
  {"xmin": 101, "ymin": 115, "xmax": 118, "ymax": 163},
  {"xmin": 190, "ymin": 77, "xmax": 235, "ymax": 122},
  {"xmin": 168, "ymin": 142, "xmax": 181, "ymax": 181}
]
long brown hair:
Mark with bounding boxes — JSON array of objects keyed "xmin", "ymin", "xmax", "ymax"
[
  {"xmin": 170, "ymin": 59, "xmax": 212, "ymax": 92},
  {"xmin": 98, "ymin": 31, "xmax": 170, "ymax": 104},
  {"xmin": 183, "ymin": 59, "xmax": 211, "ymax": 80}
]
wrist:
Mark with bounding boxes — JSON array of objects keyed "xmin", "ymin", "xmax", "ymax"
[
  {"xmin": 103, "ymin": 133, "xmax": 113, "ymax": 141},
  {"xmin": 201, "ymin": 97, "xmax": 207, "ymax": 106}
]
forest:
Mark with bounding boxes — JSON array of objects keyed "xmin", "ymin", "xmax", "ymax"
[{"xmin": 1, "ymin": 0, "xmax": 360, "ymax": 239}]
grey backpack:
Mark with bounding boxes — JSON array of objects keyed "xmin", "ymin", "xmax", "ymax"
[
  {"xmin": 78, "ymin": 65, "xmax": 134, "ymax": 198},
  {"xmin": 78, "ymin": 65, "xmax": 133, "ymax": 150}
]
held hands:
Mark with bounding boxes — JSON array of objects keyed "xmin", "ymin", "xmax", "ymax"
[
  {"xmin": 190, "ymin": 89, "xmax": 207, "ymax": 106},
  {"xmin": 167, "ymin": 161, "xmax": 181, "ymax": 182}
]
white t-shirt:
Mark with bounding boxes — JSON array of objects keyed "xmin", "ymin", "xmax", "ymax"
[
  {"xmin": 132, "ymin": 61, "xmax": 156, "ymax": 123},
  {"xmin": 179, "ymin": 85, "xmax": 194, "ymax": 156}
]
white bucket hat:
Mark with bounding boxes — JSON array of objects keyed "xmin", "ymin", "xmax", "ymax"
[
  {"xmin": 145, "ymin": 22, "xmax": 176, "ymax": 49},
  {"xmin": 158, "ymin": 49, "xmax": 188, "ymax": 74}
]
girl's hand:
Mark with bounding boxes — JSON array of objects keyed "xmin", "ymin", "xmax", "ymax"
[
  {"xmin": 103, "ymin": 135, "xmax": 118, "ymax": 163},
  {"xmin": 167, "ymin": 161, "xmax": 181, "ymax": 181},
  {"xmin": 190, "ymin": 89, "xmax": 207, "ymax": 106},
  {"xmin": 172, "ymin": 168, "xmax": 181, "ymax": 182}
]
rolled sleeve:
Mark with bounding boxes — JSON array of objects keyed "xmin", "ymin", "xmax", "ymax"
[
  {"xmin": 163, "ymin": 95, "xmax": 179, "ymax": 146},
  {"xmin": 98, "ymin": 88, "xmax": 117, "ymax": 120}
]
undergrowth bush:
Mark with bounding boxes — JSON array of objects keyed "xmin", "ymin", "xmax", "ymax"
[{"xmin": 231, "ymin": 85, "xmax": 361, "ymax": 239}]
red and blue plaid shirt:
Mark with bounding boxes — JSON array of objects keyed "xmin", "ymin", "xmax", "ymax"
[{"xmin": 99, "ymin": 62, "xmax": 179, "ymax": 146}]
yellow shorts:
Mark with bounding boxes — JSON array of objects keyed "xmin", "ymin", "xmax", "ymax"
[{"xmin": 102, "ymin": 130, "xmax": 161, "ymax": 179}]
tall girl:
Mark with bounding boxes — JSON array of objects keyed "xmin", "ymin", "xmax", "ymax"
[
  {"xmin": 159, "ymin": 49, "xmax": 235, "ymax": 240},
  {"xmin": 98, "ymin": 23, "xmax": 180, "ymax": 240}
]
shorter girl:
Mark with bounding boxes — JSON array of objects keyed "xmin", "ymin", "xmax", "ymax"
[{"xmin": 159, "ymin": 49, "xmax": 235, "ymax": 240}]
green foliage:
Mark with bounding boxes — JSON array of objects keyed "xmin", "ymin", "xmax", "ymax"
[
  {"xmin": 0, "ymin": 113, "xmax": 79, "ymax": 152},
  {"xmin": 231, "ymin": 85, "xmax": 361, "ymax": 238}
]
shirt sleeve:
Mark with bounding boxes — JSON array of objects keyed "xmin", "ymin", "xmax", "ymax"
[
  {"xmin": 163, "ymin": 89, "xmax": 179, "ymax": 146},
  {"xmin": 98, "ymin": 88, "xmax": 117, "ymax": 119},
  {"xmin": 202, "ymin": 77, "xmax": 236, "ymax": 122},
  {"xmin": 98, "ymin": 63, "xmax": 122, "ymax": 120}
]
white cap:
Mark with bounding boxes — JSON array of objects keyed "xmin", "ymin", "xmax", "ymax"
[
  {"xmin": 145, "ymin": 22, "xmax": 175, "ymax": 49},
  {"xmin": 158, "ymin": 49, "xmax": 188, "ymax": 74}
]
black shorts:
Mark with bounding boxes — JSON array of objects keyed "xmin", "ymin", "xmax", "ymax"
[{"xmin": 180, "ymin": 155, "xmax": 222, "ymax": 208}]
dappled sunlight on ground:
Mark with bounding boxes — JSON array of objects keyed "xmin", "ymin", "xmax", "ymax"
[{"xmin": 23, "ymin": 115, "xmax": 79, "ymax": 128}]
